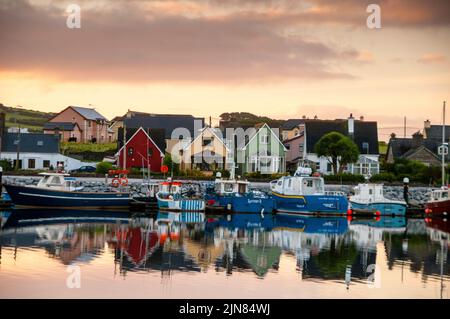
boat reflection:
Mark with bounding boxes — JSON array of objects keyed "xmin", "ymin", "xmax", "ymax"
[{"xmin": 0, "ymin": 209, "xmax": 449, "ymax": 287}]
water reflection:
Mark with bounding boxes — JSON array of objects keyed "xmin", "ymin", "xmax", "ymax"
[{"xmin": 0, "ymin": 209, "xmax": 449, "ymax": 298}]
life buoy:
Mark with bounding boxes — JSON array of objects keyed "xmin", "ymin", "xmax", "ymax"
[
  {"xmin": 120, "ymin": 178, "xmax": 128, "ymax": 187},
  {"xmin": 111, "ymin": 178, "xmax": 120, "ymax": 187}
]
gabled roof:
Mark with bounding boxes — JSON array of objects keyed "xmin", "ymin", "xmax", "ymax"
[
  {"xmin": 117, "ymin": 127, "xmax": 165, "ymax": 157},
  {"xmin": 183, "ymin": 126, "xmax": 230, "ymax": 151},
  {"xmin": 43, "ymin": 122, "xmax": 80, "ymax": 131},
  {"xmin": 124, "ymin": 114, "xmax": 204, "ymax": 139},
  {"xmin": 283, "ymin": 131, "xmax": 304, "ymax": 144},
  {"xmin": 424, "ymin": 125, "xmax": 450, "ymax": 141},
  {"xmin": 282, "ymin": 119, "xmax": 305, "ymax": 130},
  {"xmin": 1, "ymin": 133, "xmax": 60, "ymax": 153},
  {"xmin": 387, "ymin": 137, "xmax": 446, "ymax": 160},
  {"xmin": 304, "ymin": 119, "xmax": 379, "ymax": 154},
  {"xmin": 239, "ymin": 123, "xmax": 287, "ymax": 151},
  {"xmin": 70, "ymin": 106, "xmax": 108, "ymax": 121},
  {"xmin": 402, "ymin": 145, "xmax": 440, "ymax": 161}
]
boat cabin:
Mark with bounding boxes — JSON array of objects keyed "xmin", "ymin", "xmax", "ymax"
[
  {"xmin": 430, "ymin": 187, "xmax": 450, "ymax": 202},
  {"xmin": 159, "ymin": 181, "xmax": 182, "ymax": 194},
  {"xmin": 36, "ymin": 173, "xmax": 83, "ymax": 191},
  {"xmin": 270, "ymin": 175, "xmax": 325, "ymax": 196},
  {"xmin": 353, "ymin": 184, "xmax": 385, "ymax": 202},
  {"xmin": 214, "ymin": 178, "xmax": 249, "ymax": 196}
]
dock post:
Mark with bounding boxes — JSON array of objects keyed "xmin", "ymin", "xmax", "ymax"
[
  {"xmin": 403, "ymin": 177, "xmax": 409, "ymax": 206},
  {"xmin": 0, "ymin": 166, "xmax": 3, "ymax": 198}
]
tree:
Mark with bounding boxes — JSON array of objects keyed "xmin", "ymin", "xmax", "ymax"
[{"xmin": 314, "ymin": 132, "xmax": 360, "ymax": 174}]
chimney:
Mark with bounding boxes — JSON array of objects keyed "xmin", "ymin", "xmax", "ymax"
[
  {"xmin": 314, "ymin": 115, "xmax": 318, "ymax": 120},
  {"xmin": 360, "ymin": 115, "xmax": 364, "ymax": 121},
  {"xmin": 424, "ymin": 119, "xmax": 431, "ymax": 130},
  {"xmin": 348, "ymin": 113, "xmax": 355, "ymax": 138},
  {"xmin": 412, "ymin": 131, "xmax": 424, "ymax": 148},
  {"xmin": 302, "ymin": 115, "xmax": 306, "ymax": 119}
]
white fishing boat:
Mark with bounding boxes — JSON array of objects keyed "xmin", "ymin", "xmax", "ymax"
[{"xmin": 349, "ymin": 183, "xmax": 407, "ymax": 215}]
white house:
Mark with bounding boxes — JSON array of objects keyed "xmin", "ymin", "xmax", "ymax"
[
  {"xmin": 0, "ymin": 132, "xmax": 93, "ymax": 171},
  {"xmin": 300, "ymin": 115, "xmax": 380, "ymax": 175}
]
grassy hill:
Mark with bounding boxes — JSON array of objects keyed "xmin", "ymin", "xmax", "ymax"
[{"xmin": 0, "ymin": 103, "xmax": 55, "ymax": 132}]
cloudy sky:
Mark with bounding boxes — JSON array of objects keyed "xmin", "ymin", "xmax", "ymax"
[{"xmin": 0, "ymin": 0, "xmax": 449, "ymax": 140}]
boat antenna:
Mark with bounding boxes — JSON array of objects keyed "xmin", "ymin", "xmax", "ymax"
[{"xmin": 441, "ymin": 101, "xmax": 447, "ymax": 187}]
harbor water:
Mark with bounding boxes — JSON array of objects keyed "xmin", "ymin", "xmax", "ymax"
[{"xmin": 0, "ymin": 209, "xmax": 448, "ymax": 299}]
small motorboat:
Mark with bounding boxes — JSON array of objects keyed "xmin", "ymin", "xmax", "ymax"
[
  {"xmin": 425, "ymin": 186, "xmax": 450, "ymax": 217},
  {"xmin": 4, "ymin": 172, "xmax": 131, "ymax": 209},
  {"xmin": 156, "ymin": 179, "xmax": 205, "ymax": 211},
  {"xmin": 270, "ymin": 167, "xmax": 348, "ymax": 215},
  {"xmin": 206, "ymin": 172, "xmax": 275, "ymax": 213},
  {"xmin": 349, "ymin": 183, "xmax": 407, "ymax": 215}
]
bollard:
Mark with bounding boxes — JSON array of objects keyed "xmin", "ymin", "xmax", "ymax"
[{"xmin": 403, "ymin": 177, "xmax": 409, "ymax": 205}]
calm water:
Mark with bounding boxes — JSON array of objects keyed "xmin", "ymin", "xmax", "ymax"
[{"xmin": 0, "ymin": 209, "xmax": 449, "ymax": 299}]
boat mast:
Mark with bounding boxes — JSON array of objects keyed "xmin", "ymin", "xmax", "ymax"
[{"xmin": 442, "ymin": 101, "xmax": 447, "ymax": 187}]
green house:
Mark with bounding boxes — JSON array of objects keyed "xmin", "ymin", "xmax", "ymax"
[{"xmin": 236, "ymin": 123, "xmax": 287, "ymax": 175}]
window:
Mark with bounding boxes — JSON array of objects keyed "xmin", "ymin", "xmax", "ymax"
[
  {"xmin": 260, "ymin": 134, "xmax": 269, "ymax": 144},
  {"xmin": 28, "ymin": 159, "xmax": 36, "ymax": 169},
  {"xmin": 362, "ymin": 142, "xmax": 369, "ymax": 153},
  {"xmin": 37, "ymin": 140, "xmax": 43, "ymax": 146},
  {"xmin": 43, "ymin": 160, "xmax": 50, "ymax": 168},
  {"xmin": 285, "ymin": 144, "xmax": 291, "ymax": 150},
  {"xmin": 56, "ymin": 161, "xmax": 65, "ymax": 169},
  {"xmin": 148, "ymin": 148, "xmax": 153, "ymax": 156},
  {"xmin": 203, "ymin": 138, "xmax": 212, "ymax": 146},
  {"xmin": 128, "ymin": 147, "xmax": 134, "ymax": 156}
]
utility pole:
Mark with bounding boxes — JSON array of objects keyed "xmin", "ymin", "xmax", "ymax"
[
  {"xmin": 403, "ymin": 116, "xmax": 406, "ymax": 138},
  {"xmin": 122, "ymin": 122, "xmax": 127, "ymax": 170},
  {"xmin": 442, "ymin": 101, "xmax": 447, "ymax": 187},
  {"xmin": 14, "ymin": 105, "xmax": 23, "ymax": 170}
]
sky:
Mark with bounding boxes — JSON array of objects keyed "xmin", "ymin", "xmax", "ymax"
[{"xmin": 0, "ymin": 0, "xmax": 449, "ymax": 141}]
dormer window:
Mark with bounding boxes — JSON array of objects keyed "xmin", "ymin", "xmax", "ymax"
[{"xmin": 362, "ymin": 142, "xmax": 369, "ymax": 153}]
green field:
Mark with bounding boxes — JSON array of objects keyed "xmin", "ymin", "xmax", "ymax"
[
  {"xmin": 61, "ymin": 142, "xmax": 117, "ymax": 153},
  {"xmin": 1, "ymin": 103, "xmax": 54, "ymax": 132}
]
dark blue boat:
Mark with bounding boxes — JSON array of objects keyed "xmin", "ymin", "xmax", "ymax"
[{"xmin": 4, "ymin": 173, "xmax": 130, "ymax": 209}]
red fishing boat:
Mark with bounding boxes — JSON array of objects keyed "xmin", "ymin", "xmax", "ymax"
[{"xmin": 425, "ymin": 187, "xmax": 450, "ymax": 216}]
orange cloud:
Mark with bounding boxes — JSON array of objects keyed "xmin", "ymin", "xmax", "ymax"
[{"xmin": 417, "ymin": 53, "xmax": 448, "ymax": 65}]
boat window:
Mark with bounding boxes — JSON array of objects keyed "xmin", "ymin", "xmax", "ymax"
[
  {"xmin": 369, "ymin": 189, "xmax": 373, "ymax": 195},
  {"xmin": 443, "ymin": 192, "xmax": 449, "ymax": 199},
  {"xmin": 41, "ymin": 176, "xmax": 50, "ymax": 184},
  {"xmin": 288, "ymin": 179, "xmax": 292, "ymax": 188},
  {"xmin": 224, "ymin": 183, "xmax": 234, "ymax": 193},
  {"xmin": 238, "ymin": 184, "xmax": 247, "ymax": 194},
  {"xmin": 277, "ymin": 181, "xmax": 282, "ymax": 186},
  {"xmin": 306, "ymin": 180, "xmax": 313, "ymax": 187},
  {"xmin": 49, "ymin": 176, "xmax": 63, "ymax": 185}
]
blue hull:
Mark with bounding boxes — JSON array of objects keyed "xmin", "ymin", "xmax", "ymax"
[
  {"xmin": 350, "ymin": 201, "xmax": 407, "ymax": 215},
  {"xmin": 4, "ymin": 184, "xmax": 130, "ymax": 209},
  {"xmin": 206, "ymin": 195, "xmax": 275, "ymax": 213},
  {"xmin": 272, "ymin": 192, "xmax": 348, "ymax": 214}
]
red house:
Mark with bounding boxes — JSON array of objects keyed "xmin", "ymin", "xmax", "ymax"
[{"xmin": 117, "ymin": 127, "xmax": 164, "ymax": 172}]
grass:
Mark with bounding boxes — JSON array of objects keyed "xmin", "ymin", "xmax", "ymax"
[
  {"xmin": 1, "ymin": 103, "xmax": 54, "ymax": 132},
  {"xmin": 379, "ymin": 141, "xmax": 388, "ymax": 155},
  {"xmin": 61, "ymin": 142, "xmax": 117, "ymax": 153}
]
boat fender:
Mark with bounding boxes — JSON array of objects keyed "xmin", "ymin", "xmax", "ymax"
[
  {"xmin": 227, "ymin": 203, "xmax": 232, "ymax": 210},
  {"xmin": 120, "ymin": 178, "xmax": 129, "ymax": 187},
  {"xmin": 260, "ymin": 208, "xmax": 265, "ymax": 218},
  {"xmin": 111, "ymin": 178, "xmax": 120, "ymax": 187}
]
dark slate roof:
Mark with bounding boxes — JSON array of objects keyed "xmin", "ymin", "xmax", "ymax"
[
  {"xmin": 282, "ymin": 119, "xmax": 304, "ymax": 130},
  {"xmin": 124, "ymin": 114, "xmax": 204, "ymax": 139},
  {"xmin": 304, "ymin": 119, "xmax": 379, "ymax": 154},
  {"xmin": 387, "ymin": 138, "xmax": 445, "ymax": 159},
  {"xmin": 70, "ymin": 106, "xmax": 107, "ymax": 121},
  {"xmin": 117, "ymin": 127, "xmax": 166, "ymax": 153},
  {"xmin": 424, "ymin": 125, "xmax": 450, "ymax": 141},
  {"xmin": 1, "ymin": 133, "xmax": 60, "ymax": 153},
  {"xmin": 43, "ymin": 122, "xmax": 78, "ymax": 131}
]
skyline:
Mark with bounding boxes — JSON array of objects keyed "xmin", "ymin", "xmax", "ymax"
[{"xmin": 1, "ymin": 0, "xmax": 449, "ymax": 141}]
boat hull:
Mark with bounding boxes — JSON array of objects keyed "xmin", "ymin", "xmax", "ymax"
[
  {"xmin": 157, "ymin": 197, "xmax": 205, "ymax": 211},
  {"xmin": 272, "ymin": 192, "xmax": 348, "ymax": 215},
  {"xmin": 4, "ymin": 184, "xmax": 131, "ymax": 209},
  {"xmin": 206, "ymin": 195, "xmax": 275, "ymax": 213},
  {"xmin": 350, "ymin": 201, "xmax": 407, "ymax": 215},
  {"xmin": 425, "ymin": 199, "xmax": 450, "ymax": 216}
]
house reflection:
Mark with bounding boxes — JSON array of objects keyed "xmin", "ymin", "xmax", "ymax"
[{"xmin": 1, "ymin": 209, "xmax": 449, "ymax": 286}]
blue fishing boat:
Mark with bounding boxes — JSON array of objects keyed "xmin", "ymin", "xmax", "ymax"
[
  {"xmin": 349, "ymin": 183, "xmax": 407, "ymax": 215},
  {"xmin": 270, "ymin": 167, "xmax": 348, "ymax": 215},
  {"xmin": 4, "ymin": 172, "xmax": 130, "ymax": 209},
  {"xmin": 205, "ymin": 173, "xmax": 275, "ymax": 213},
  {"xmin": 156, "ymin": 180, "xmax": 205, "ymax": 211}
]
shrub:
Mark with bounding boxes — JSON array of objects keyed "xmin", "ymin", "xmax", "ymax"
[
  {"xmin": 245, "ymin": 171, "xmax": 262, "ymax": 179},
  {"xmin": 0, "ymin": 159, "xmax": 12, "ymax": 172},
  {"xmin": 212, "ymin": 169, "xmax": 230, "ymax": 178},
  {"xmin": 324, "ymin": 173, "xmax": 365, "ymax": 183},
  {"xmin": 96, "ymin": 161, "xmax": 113, "ymax": 174},
  {"xmin": 370, "ymin": 172, "xmax": 396, "ymax": 183}
]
